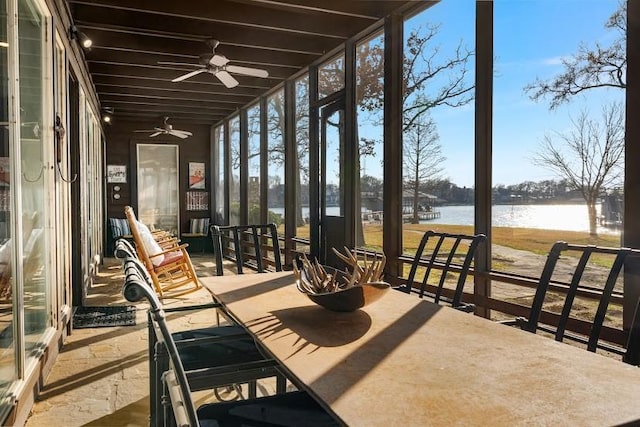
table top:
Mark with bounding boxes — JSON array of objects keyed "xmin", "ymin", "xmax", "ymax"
[{"xmin": 203, "ymin": 272, "xmax": 640, "ymax": 427}]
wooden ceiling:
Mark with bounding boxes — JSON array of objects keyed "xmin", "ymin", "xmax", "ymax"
[{"xmin": 67, "ymin": 0, "xmax": 418, "ymax": 125}]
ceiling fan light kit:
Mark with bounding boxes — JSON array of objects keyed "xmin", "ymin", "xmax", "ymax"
[
  {"xmin": 133, "ymin": 117, "xmax": 192, "ymax": 139},
  {"xmin": 165, "ymin": 39, "xmax": 269, "ymax": 88}
]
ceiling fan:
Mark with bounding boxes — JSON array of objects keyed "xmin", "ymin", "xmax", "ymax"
[
  {"xmin": 133, "ymin": 117, "xmax": 192, "ymax": 139},
  {"xmin": 161, "ymin": 39, "xmax": 269, "ymax": 88}
]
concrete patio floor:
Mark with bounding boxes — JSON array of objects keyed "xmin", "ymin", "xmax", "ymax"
[{"xmin": 24, "ymin": 254, "xmax": 226, "ymax": 427}]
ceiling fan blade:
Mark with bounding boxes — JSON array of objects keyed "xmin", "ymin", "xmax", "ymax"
[
  {"xmin": 226, "ymin": 65, "xmax": 269, "ymax": 78},
  {"xmin": 215, "ymin": 70, "xmax": 239, "ymax": 88},
  {"xmin": 149, "ymin": 132, "xmax": 162, "ymax": 137},
  {"xmin": 209, "ymin": 54, "xmax": 229, "ymax": 67},
  {"xmin": 171, "ymin": 68, "xmax": 206, "ymax": 82},
  {"xmin": 134, "ymin": 129, "xmax": 157, "ymax": 132},
  {"xmin": 159, "ymin": 61, "xmax": 205, "ymax": 68},
  {"xmin": 169, "ymin": 131, "xmax": 189, "ymax": 139},
  {"xmin": 172, "ymin": 130, "xmax": 193, "ymax": 137}
]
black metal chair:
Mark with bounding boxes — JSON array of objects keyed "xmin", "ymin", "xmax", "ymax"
[
  {"xmin": 114, "ymin": 239, "xmax": 286, "ymax": 426},
  {"xmin": 624, "ymin": 296, "xmax": 640, "ymax": 365},
  {"xmin": 502, "ymin": 241, "xmax": 640, "ymax": 364},
  {"xmin": 120, "ymin": 253, "xmax": 338, "ymax": 427},
  {"xmin": 211, "ymin": 224, "xmax": 282, "ymax": 276},
  {"xmin": 398, "ymin": 230, "xmax": 486, "ymax": 312}
]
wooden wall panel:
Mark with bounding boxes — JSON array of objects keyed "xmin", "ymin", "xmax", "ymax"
[{"xmin": 104, "ymin": 119, "xmax": 212, "ymax": 235}]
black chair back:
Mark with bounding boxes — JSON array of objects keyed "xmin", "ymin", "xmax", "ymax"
[
  {"xmin": 624, "ymin": 296, "xmax": 640, "ymax": 365},
  {"xmin": 121, "ymin": 257, "xmax": 200, "ymax": 425},
  {"xmin": 400, "ymin": 230, "xmax": 486, "ymax": 311},
  {"xmin": 515, "ymin": 242, "xmax": 640, "ymax": 362},
  {"xmin": 211, "ymin": 224, "xmax": 282, "ymax": 276}
]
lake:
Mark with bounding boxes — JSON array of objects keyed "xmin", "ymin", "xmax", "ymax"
[
  {"xmin": 272, "ymin": 203, "xmax": 621, "ymax": 235},
  {"xmin": 434, "ymin": 204, "xmax": 620, "ymax": 235}
]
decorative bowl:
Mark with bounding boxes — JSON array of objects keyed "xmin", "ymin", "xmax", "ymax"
[{"xmin": 297, "ymin": 280, "xmax": 390, "ymax": 312}]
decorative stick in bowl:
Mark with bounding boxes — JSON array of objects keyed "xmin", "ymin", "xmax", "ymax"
[{"xmin": 294, "ymin": 249, "xmax": 389, "ymax": 312}]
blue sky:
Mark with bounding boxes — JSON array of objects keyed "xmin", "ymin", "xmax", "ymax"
[{"xmin": 402, "ymin": 0, "xmax": 624, "ymax": 187}]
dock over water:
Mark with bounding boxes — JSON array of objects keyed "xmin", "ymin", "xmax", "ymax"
[{"xmin": 361, "ymin": 210, "xmax": 441, "ymax": 223}]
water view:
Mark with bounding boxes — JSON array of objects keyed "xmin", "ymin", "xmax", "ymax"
[
  {"xmin": 277, "ymin": 204, "xmax": 621, "ymax": 235},
  {"xmin": 436, "ymin": 204, "xmax": 620, "ymax": 235}
]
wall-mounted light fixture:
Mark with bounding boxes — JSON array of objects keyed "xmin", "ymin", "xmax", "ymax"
[
  {"xmin": 69, "ymin": 25, "xmax": 92, "ymax": 49},
  {"xmin": 102, "ymin": 107, "xmax": 114, "ymax": 124}
]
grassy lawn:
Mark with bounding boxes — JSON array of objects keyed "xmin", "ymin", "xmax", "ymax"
[
  {"xmin": 296, "ymin": 223, "xmax": 621, "ymax": 254},
  {"xmin": 399, "ymin": 223, "xmax": 621, "ymax": 254},
  {"xmin": 294, "ymin": 222, "xmax": 622, "ymax": 269}
]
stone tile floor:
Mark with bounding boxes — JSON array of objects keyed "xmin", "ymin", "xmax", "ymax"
[{"xmin": 25, "ymin": 254, "xmax": 225, "ymax": 427}]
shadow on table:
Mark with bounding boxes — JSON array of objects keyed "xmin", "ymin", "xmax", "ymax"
[
  {"xmin": 246, "ymin": 306, "xmax": 372, "ymax": 358},
  {"xmin": 308, "ymin": 300, "xmax": 442, "ymax": 405},
  {"xmin": 205, "ymin": 274, "xmax": 294, "ymax": 304}
]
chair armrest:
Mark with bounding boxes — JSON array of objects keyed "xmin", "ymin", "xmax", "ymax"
[
  {"xmin": 148, "ymin": 244, "xmax": 190, "ymax": 259},
  {"xmin": 164, "ymin": 302, "xmax": 222, "ymax": 313},
  {"xmin": 454, "ymin": 303, "xmax": 475, "ymax": 313},
  {"xmin": 498, "ymin": 317, "xmax": 528, "ymax": 329}
]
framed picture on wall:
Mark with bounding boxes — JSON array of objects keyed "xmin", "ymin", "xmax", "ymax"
[
  {"xmin": 107, "ymin": 165, "xmax": 127, "ymax": 183},
  {"xmin": 186, "ymin": 191, "xmax": 209, "ymax": 211},
  {"xmin": 189, "ymin": 162, "xmax": 205, "ymax": 189}
]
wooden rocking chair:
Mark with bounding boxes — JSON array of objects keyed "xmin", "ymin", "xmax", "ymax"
[{"xmin": 124, "ymin": 206, "xmax": 201, "ymax": 297}]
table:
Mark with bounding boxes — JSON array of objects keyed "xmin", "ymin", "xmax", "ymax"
[{"xmin": 202, "ymin": 272, "xmax": 640, "ymax": 426}]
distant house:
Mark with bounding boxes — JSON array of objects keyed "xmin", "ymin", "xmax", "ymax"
[
  {"xmin": 360, "ymin": 191, "xmax": 383, "ymax": 211},
  {"xmin": 402, "ymin": 191, "xmax": 441, "ymax": 213}
]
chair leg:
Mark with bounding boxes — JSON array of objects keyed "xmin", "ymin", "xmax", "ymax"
[
  {"xmin": 276, "ymin": 373, "xmax": 287, "ymax": 394},
  {"xmin": 624, "ymin": 297, "xmax": 640, "ymax": 365},
  {"xmin": 148, "ymin": 315, "xmax": 159, "ymax": 427},
  {"xmin": 154, "ymin": 342, "xmax": 169, "ymax": 426},
  {"xmin": 248, "ymin": 380, "xmax": 257, "ymax": 399}
]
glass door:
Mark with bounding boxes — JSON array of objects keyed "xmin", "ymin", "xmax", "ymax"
[
  {"xmin": 319, "ymin": 99, "xmax": 347, "ymax": 266},
  {"xmin": 0, "ymin": 0, "xmax": 16, "ymax": 408},
  {"xmin": 54, "ymin": 33, "xmax": 71, "ymax": 322},
  {"xmin": 136, "ymin": 144, "xmax": 179, "ymax": 235},
  {"xmin": 18, "ymin": 0, "xmax": 52, "ymax": 365}
]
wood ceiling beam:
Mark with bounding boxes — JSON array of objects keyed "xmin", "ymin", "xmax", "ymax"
[
  {"xmin": 228, "ymin": 0, "xmax": 399, "ymax": 20},
  {"xmin": 99, "ymin": 90, "xmax": 246, "ymax": 109},
  {"xmin": 72, "ymin": 4, "xmax": 335, "ymax": 55},
  {"xmin": 68, "ymin": 0, "xmax": 370, "ymax": 39},
  {"xmin": 94, "ymin": 84, "xmax": 252, "ymax": 104},
  {"xmin": 91, "ymin": 75, "xmax": 263, "ymax": 98},
  {"xmin": 100, "ymin": 96, "xmax": 234, "ymax": 111},
  {"xmin": 104, "ymin": 101, "xmax": 232, "ymax": 116},
  {"xmin": 79, "ymin": 29, "xmax": 315, "ymax": 69},
  {"xmin": 116, "ymin": 111, "xmax": 224, "ymax": 122},
  {"xmin": 86, "ymin": 62, "xmax": 276, "ymax": 89},
  {"xmin": 85, "ymin": 49, "xmax": 293, "ymax": 80},
  {"xmin": 113, "ymin": 112, "xmax": 223, "ymax": 124}
]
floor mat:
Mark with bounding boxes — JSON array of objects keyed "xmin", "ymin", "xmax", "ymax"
[{"xmin": 73, "ymin": 305, "xmax": 137, "ymax": 328}]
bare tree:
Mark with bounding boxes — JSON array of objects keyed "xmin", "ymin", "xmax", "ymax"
[
  {"xmin": 260, "ymin": 23, "xmax": 473, "ymax": 232},
  {"xmin": 402, "ymin": 24, "xmax": 474, "ymax": 129},
  {"xmin": 403, "ymin": 111, "xmax": 445, "ymax": 224},
  {"xmin": 525, "ymin": 2, "xmax": 626, "ymax": 109},
  {"xmin": 264, "ymin": 81, "xmax": 309, "ymax": 227},
  {"xmin": 352, "ymin": 24, "xmax": 474, "ymax": 130},
  {"xmin": 533, "ymin": 102, "xmax": 624, "ymax": 236}
]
